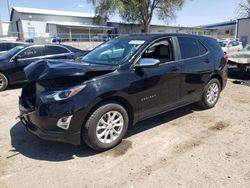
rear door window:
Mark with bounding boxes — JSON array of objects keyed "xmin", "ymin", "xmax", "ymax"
[
  {"xmin": 178, "ymin": 37, "xmax": 199, "ymax": 59},
  {"xmin": 45, "ymin": 46, "xmax": 70, "ymax": 55}
]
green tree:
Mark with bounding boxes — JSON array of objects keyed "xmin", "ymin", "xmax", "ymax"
[
  {"xmin": 88, "ymin": 0, "xmax": 185, "ymax": 33},
  {"xmin": 237, "ymin": 0, "xmax": 250, "ymax": 18}
]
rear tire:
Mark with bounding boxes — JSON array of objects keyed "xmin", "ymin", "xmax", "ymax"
[
  {"xmin": 82, "ymin": 103, "xmax": 129, "ymax": 151},
  {"xmin": 198, "ymin": 78, "xmax": 221, "ymax": 109},
  {"xmin": 0, "ymin": 73, "xmax": 8, "ymax": 91}
]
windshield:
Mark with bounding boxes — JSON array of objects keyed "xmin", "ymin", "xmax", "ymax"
[
  {"xmin": 81, "ymin": 38, "xmax": 145, "ymax": 65},
  {"xmin": 0, "ymin": 45, "xmax": 26, "ymax": 59},
  {"xmin": 219, "ymin": 41, "xmax": 228, "ymax": 48}
]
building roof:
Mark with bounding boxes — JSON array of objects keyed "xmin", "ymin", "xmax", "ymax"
[
  {"xmin": 11, "ymin": 7, "xmax": 95, "ymax": 19},
  {"xmin": 200, "ymin": 20, "xmax": 237, "ymax": 28},
  {"xmin": 47, "ymin": 22, "xmax": 114, "ymax": 30}
]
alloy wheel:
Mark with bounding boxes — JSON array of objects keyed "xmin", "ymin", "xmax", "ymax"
[
  {"xmin": 206, "ymin": 83, "xmax": 219, "ymax": 105},
  {"xmin": 96, "ymin": 111, "xmax": 124, "ymax": 144}
]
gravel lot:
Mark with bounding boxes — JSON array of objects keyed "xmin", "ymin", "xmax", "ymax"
[{"xmin": 0, "ymin": 78, "xmax": 250, "ymax": 188}]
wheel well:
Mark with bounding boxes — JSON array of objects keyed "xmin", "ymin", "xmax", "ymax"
[
  {"xmin": 0, "ymin": 72, "xmax": 9, "ymax": 84},
  {"xmin": 211, "ymin": 74, "xmax": 223, "ymax": 89},
  {"xmin": 83, "ymin": 96, "xmax": 134, "ymax": 128}
]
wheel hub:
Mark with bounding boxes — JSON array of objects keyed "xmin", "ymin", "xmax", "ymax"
[
  {"xmin": 206, "ymin": 83, "xmax": 219, "ymax": 105},
  {"xmin": 96, "ymin": 111, "xmax": 124, "ymax": 144}
]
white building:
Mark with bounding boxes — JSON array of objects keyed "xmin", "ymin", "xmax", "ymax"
[
  {"xmin": 237, "ymin": 17, "xmax": 250, "ymax": 46},
  {"xmin": 10, "ymin": 7, "xmax": 113, "ymax": 40},
  {"xmin": 201, "ymin": 20, "xmax": 237, "ymax": 39},
  {"xmin": 0, "ymin": 21, "xmax": 12, "ymax": 37}
]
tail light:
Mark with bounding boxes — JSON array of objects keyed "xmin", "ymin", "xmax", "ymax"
[{"xmin": 224, "ymin": 55, "xmax": 229, "ymax": 62}]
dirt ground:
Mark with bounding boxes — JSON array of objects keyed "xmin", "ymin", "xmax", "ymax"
[{"xmin": 0, "ymin": 78, "xmax": 250, "ymax": 188}]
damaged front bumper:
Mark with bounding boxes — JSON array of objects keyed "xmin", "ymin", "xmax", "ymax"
[{"xmin": 18, "ymin": 95, "xmax": 82, "ymax": 146}]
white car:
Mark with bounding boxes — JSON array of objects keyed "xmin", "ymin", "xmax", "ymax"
[{"xmin": 219, "ymin": 39, "xmax": 243, "ymax": 54}]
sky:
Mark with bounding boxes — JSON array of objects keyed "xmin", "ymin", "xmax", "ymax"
[{"xmin": 0, "ymin": 0, "xmax": 243, "ymax": 26}]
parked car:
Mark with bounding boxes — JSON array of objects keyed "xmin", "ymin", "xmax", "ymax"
[
  {"xmin": 219, "ymin": 39, "xmax": 243, "ymax": 54},
  {"xmin": 0, "ymin": 41, "xmax": 26, "ymax": 55},
  {"xmin": 25, "ymin": 38, "xmax": 34, "ymax": 43},
  {"xmin": 19, "ymin": 34, "xmax": 227, "ymax": 151},
  {"xmin": 51, "ymin": 36, "xmax": 63, "ymax": 44},
  {"xmin": 0, "ymin": 44, "xmax": 88, "ymax": 91},
  {"xmin": 227, "ymin": 44, "xmax": 250, "ymax": 73}
]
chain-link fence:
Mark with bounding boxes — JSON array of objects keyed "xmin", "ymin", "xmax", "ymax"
[{"xmin": 0, "ymin": 31, "xmax": 236, "ymax": 51}]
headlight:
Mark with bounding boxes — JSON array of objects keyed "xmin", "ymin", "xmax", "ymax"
[{"xmin": 46, "ymin": 84, "xmax": 86, "ymax": 101}]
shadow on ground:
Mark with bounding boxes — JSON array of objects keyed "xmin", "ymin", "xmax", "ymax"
[{"xmin": 10, "ymin": 104, "xmax": 199, "ymax": 162}]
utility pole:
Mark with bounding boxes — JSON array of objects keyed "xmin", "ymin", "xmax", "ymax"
[
  {"xmin": 6, "ymin": 0, "xmax": 14, "ymax": 36},
  {"xmin": 7, "ymin": 0, "xmax": 11, "ymax": 20}
]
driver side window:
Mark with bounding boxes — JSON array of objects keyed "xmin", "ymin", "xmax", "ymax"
[{"xmin": 141, "ymin": 40, "xmax": 173, "ymax": 63}]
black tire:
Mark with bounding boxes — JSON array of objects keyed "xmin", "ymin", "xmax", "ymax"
[
  {"xmin": 198, "ymin": 78, "xmax": 221, "ymax": 109},
  {"xmin": 0, "ymin": 73, "xmax": 8, "ymax": 91},
  {"xmin": 82, "ymin": 103, "xmax": 129, "ymax": 151}
]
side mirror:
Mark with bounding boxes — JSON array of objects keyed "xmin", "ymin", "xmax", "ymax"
[
  {"xmin": 13, "ymin": 55, "xmax": 21, "ymax": 62},
  {"xmin": 134, "ymin": 58, "xmax": 160, "ymax": 68}
]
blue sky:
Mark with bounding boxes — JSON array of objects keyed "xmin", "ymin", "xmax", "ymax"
[{"xmin": 0, "ymin": 0, "xmax": 242, "ymax": 26}]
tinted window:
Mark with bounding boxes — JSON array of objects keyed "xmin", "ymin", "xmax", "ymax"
[
  {"xmin": 45, "ymin": 46, "xmax": 69, "ymax": 55},
  {"xmin": 228, "ymin": 41, "xmax": 233, "ymax": 47},
  {"xmin": 0, "ymin": 43, "xmax": 7, "ymax": 51},
  {"xmin": 142, "ymin": 40, "xmax": 172, "ymax": 63},
  {"xmin": 0, "ymin": 43, "xmax": 19, "ymax": 51},
  {"xmin": 219, "ymin": 41, "xmax": 227, "ymax": 47},
  {"xmin": 178, "ymin": 37, "xmax": 199, "ymax": 59},
  {"xmin": 198, "ymin": 41, "xmax": 208, "ymax": 55},
  {"xmin": 201, "ymin": 38, "xmax": 224, "ymax": 57},
  {"xmin": 18, "ymin": 46, "xmax": 44, "ymax": 59},
  {"xmin": 232, "ymin": 41, "xmax": 239, "ymax": 46}
]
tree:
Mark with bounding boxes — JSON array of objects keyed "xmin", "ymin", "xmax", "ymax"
[
  {"xmin": 237, "ymin": 0, "xmax": 250, "ymax": 18},
  {"xmin": 88, "ymin": 0, "xmax": 185, "ymax": 33}
]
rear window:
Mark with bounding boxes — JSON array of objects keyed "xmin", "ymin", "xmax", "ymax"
[
  {"xmin": 198, "ymin": 41, "xmax": 208, "ymax": 55},
  {"xmin": 0, "ymin": 43, "xmax": 7, "ymax": 51},
  {"xmin": 0, "ymin": 43, "xmax": 20, "ymax": 51},
  {"xmin": 201, "ymin": 38, "xmax": 224, "ymax": 56},
  {"xmin": 232, "ymin": 41, "xmax": 239, "ymax": 46},
  {"xmin": 178, "ymin": 37, "xmax": 199, "ymax": 59},
  {"xmin": 45, "ymin": 46, "xmax": 69, "ymax": 55}
]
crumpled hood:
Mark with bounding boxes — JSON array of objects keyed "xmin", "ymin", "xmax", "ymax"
[
  {"xmin": 228, "ymin": 51, "xmax": 250, "ymax": 64},
  {"xmin": 228, "ymin": 51, "xmax": 250, "ymax": 58},
  {"xmin": 24, "ymin": 60, "xmax": 117, "ymax": 81}
]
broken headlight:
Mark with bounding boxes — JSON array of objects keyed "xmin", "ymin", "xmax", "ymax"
[{"xmin": 45, "ymin": 84, "xmax": 86, "ymax": 101}]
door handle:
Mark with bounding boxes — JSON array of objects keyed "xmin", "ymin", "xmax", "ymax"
[
  {"xmin": 170, "ymin": 66, "xmax": 180, "ymax": 72},
  {"xmin": 205, "ymin": 59, "xmax": 210, "ymax": 63}
]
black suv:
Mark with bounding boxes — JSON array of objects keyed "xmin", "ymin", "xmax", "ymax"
[
  {"xmin": 0, "ymin": 44, "xmax": 88, "ymax": 91},
  {"xmin": 19, "ymin": 34, "xmax": 227, "ymax": 151}
]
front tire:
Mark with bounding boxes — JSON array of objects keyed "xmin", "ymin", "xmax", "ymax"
[
  {"xmin": 198, "ymin": 78, "xmax": 221, "ymax": 109},
  {"xmin": 82, "ymin": 103, "xmax": 129, "ymax": 151},
  {"xmin": 0, "ymin": 73, "xmax": 8, "ymax": 91}
]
